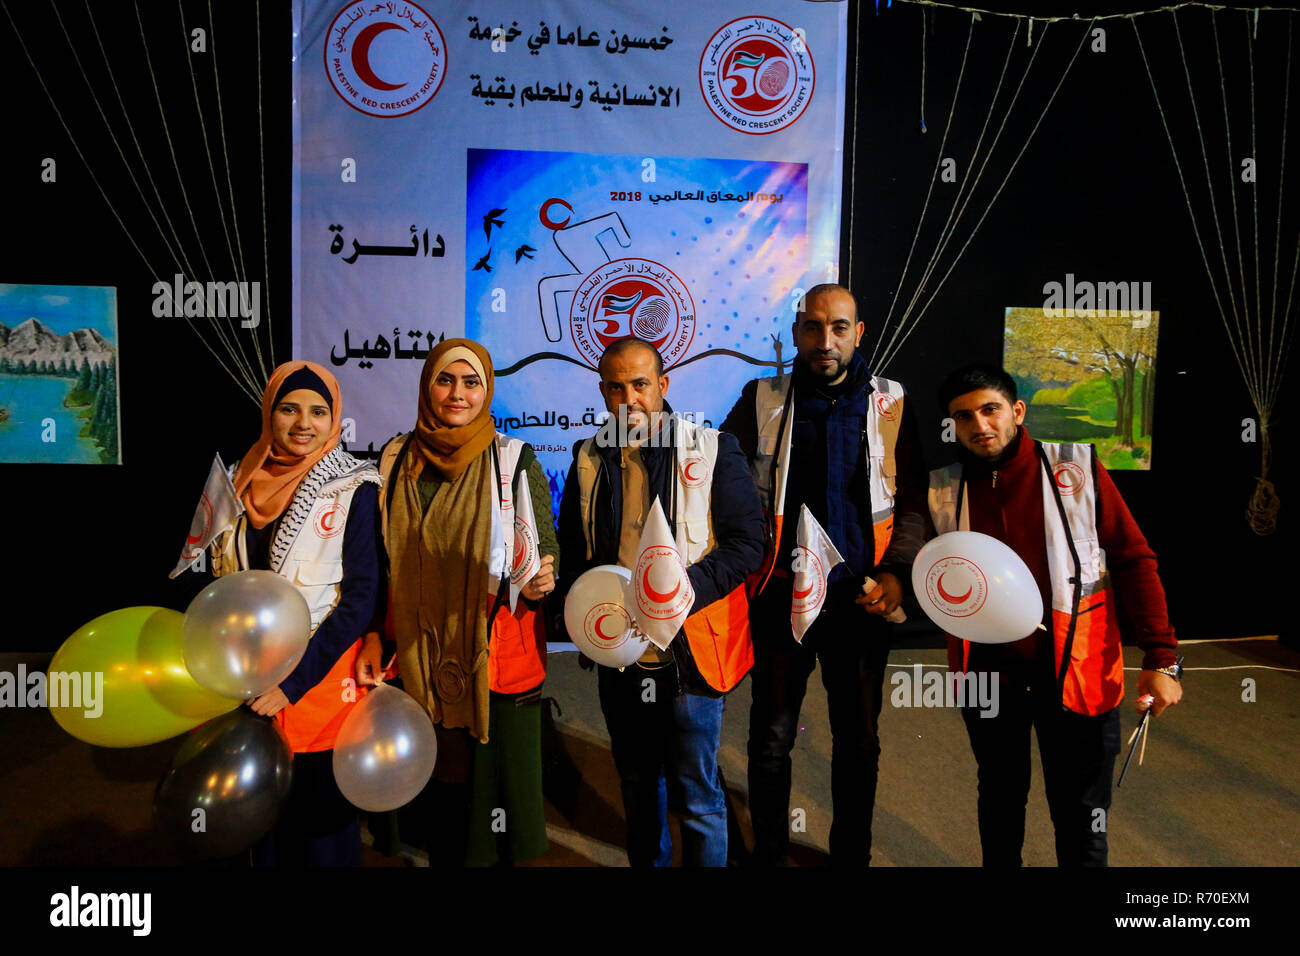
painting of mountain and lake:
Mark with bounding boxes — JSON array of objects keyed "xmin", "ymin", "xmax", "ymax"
[{"xmin": 0, "ymin": 284, "xmax": 120, "ymax": 464}]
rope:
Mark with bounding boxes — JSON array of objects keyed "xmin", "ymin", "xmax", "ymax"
[
  {"xmin": 177, "ymin": 0, "xmax": 262, "ymax": 393},
  {"xmin": 878, "ymin": 17, "xmax": 1028, "ymax": 368},
  {"xmin": 204, "ymin": 0, "xmax": 269, "ymax": 383},
  {"xmin": 892, "ymin": 1, "xmax": 1300, "ymax": 22},
  {"xmin": 256, "ymin": 0, "xmax": 275, "ymax": 368},
  {"xmin": 878, "ymin": 19, "xmax": 1092, "ymax": 373},
  {"xmin": 1134, "ymin": 9, "xmax": 1296, "ymax": 535},
  {"xmin": 132, "ymin": 0, "xmax": 262, "ymax": 401},
  {"xmin": 875, "ymin": 12, "xmax": 975, "ymax": 367},
  {"xmin": 0, "ymin": 0, "xmax": 256, "ymax": 404}
]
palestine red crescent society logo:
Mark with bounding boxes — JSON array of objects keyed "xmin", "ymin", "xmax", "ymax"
[
  {"xmin": 324, "ymin": 2, "xmax": 446, "ymax": 117},
  {"xmin": 790, "ymin": 545, "xmax": 826, "ymax": 614},
  {"xmin": 510, "ymin": 516, "xmax": 537, "ymax": 581},
  {"xmin": 584, "ymin": 602, "xmax": 633, "ymax": 650},
  {"xmin": 314, "ymin": 502, "xmax": 347, "ymax": 539},
  {"xmin": 680, "ymin": 455, "xmax": 709, "ymax": 488},
  {"xmin": 182, "ymin": 494, "xmax": 214, "ymax": 560},
  {"xmin": 635, "ymin": 545, "xmax": 694, "ymax": 621},
  {"xmin": 1053, "ymin": 461, "xmax": 1086, "ymax": 497},
  {"xmin": 570, "ymin": 258, "xmax": 696, "ymax": 370},
  {"xmin": 699, "ymin": 15, "xmax": 815, "ymax": 135},
  {"xmin": 924, "ymin": 556, "xmax": 988, "ymax": 619},
  {"xmin": 875, "ymin": 392, "xmax": 900, "ymax": 422}
]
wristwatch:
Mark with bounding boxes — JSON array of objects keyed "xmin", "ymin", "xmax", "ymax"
[{"xmin": 1153, "ymin": 657, "xmax": 1184, "ymax": 682}]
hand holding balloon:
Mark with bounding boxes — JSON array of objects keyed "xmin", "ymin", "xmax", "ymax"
[
  {"xmin": 249, "ymin": 686, "xmax": 290, "ymax": 716},
  {"xmin": 355, "ymin": 631, "xmax": 387, "ymax": 687}
]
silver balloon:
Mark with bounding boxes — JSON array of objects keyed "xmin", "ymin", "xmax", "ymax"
[
  {"xmin": 333, "ymin": 684, "xmax": 437, "ymax": 813},
  {"xmin": 182, "ymin": 570, "xmax": 311, "ymax": 700},
  {"xmin": 153, "ymin": 709, "xmax": 294, "ymax": 860}
]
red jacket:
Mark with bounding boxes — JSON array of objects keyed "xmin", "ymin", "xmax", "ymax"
[{"xmin": 946, "ymin": 427, "xmax": 1178, "ymax": 679}]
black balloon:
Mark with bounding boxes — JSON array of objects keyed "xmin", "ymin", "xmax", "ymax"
[{"xmin": 153, "ymin": 709, "xmax": 294, "ymax": 860}]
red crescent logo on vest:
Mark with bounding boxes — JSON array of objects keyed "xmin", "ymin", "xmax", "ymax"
[
  {"xmin": 315, "ymin": 502, "xmax": 347, "ymax": 539},
  {"xmin": 1053, "ymin": 461, "xmax": 1085, "ymax": 497},
  {"xmin": 936, "ymin": 572, "xmax": 973, "ymax": 604},
  {"xmin": 875, "ymin": 392, "xmax": 900, "ymax": 422},
  {"xmin": 680, "ymin": 455, "xmax": 708, "ymax": 488},
  {"xmin": 642, "ymin": 562, "xmax": 681, "ymax": 604}
]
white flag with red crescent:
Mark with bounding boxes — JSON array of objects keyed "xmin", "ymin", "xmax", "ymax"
[
  {"xmin": 791, "ymin": 504, "xmax": 844, "ymax": 642},
  {"xmin": 170, "ymin": 453, "xmax": 242, "ymax": 578},
  {"xmin": 632, "ymin": 497, "xmax": 695, "ymax": 650},
  {"xmin": 508, "ymin": 468, "xmax": 542, "ymax": 612}
]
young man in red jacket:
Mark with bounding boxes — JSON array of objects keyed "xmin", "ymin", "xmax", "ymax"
[{"xmin": 931, "ymin": 364, "xmax": 1183, "ymax": 866}]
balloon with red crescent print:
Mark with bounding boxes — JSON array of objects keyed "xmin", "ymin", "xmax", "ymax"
[
  {"xmin": 564, "ymin": 565, "xmax": 646, "ymax": 667},
  {"xmin": 935, "ymin": 572, "xmax": 973, "ymax": 605},
  {"xmin": 911, "ymin": 532, "xmax": 1042, "ymax": 643}
]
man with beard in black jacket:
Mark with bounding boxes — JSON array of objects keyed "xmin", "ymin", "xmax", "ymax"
[{"xmin": 722, "ymin": 284, "xmax": 927, "ymax": 866}]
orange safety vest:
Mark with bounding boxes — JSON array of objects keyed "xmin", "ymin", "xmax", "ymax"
[
  {"xmin": 575, "ymin": 423, "xmax": 752, "ymax": 694},
  {"xmin": 747, "ymin": 372, "xmax": 906, "ymax": 595},
  {"xmin": 928, "ymin": 442, "xmax": 1124, "ymax": 715}
]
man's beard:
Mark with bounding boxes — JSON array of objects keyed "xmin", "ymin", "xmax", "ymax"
[{"xmin": 803, "ymin": 352, "xmax": 847, "ymax": 380}]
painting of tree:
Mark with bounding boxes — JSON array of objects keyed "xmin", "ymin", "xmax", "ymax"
[{"xmin": 1003, "ymin": 306, "xmax": 1158, "ymax": 470}]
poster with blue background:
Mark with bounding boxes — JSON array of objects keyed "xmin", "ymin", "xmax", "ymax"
[{"xmin": 293, "ymin": 0, "xmax": 847, "ymax": 517}]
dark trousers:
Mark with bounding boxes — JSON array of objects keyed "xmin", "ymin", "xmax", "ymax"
[
  {"xmin": 746, "ymin": 579, "xmax": 892, "ymax": 866},
  {"xmin": 251, "ymin": 749, "xmax": 360, "ymax": 867},
  {"xmin": 961, "ymin": 671, "xmax": 1121, "ymax": 867},
  {"xmin": 598, "ymin": 661, "xmax": 728, "ymax": 867}
]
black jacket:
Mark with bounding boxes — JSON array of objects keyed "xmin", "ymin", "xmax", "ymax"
[
  {"xmin": 556, "ymin": 402, "xmax": 765, "ymax": 693},
  {"xmin": 721, "ymin": 353, "xmax": 927, "ymax": 604}
]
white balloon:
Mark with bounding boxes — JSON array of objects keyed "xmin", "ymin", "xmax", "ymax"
[
  {"xmin": 182, "ymin": 570, "xmax": 312, "ymax": 699},
  {"xmin": 333, "ymin": 684, "xmax": 437, "ymax": 813},
  {"xmin": 564, "ymin": 565, "xmax": 651, "ymax": 667},
  {"xmin": 911, "ymin": 532, "xmax": 1043, "ymax": 644}
]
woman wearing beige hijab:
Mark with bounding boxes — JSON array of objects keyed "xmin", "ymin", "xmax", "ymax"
[{"xmin": 358, "ymin": 338, "xmax": 558, "ymax": 866}]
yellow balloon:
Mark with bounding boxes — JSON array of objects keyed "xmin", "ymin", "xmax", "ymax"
[{"xmin": 49, "ymin": 606, "xmax": 239, "ymax": 748}]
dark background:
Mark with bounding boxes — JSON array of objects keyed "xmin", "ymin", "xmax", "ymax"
[{"xmin": 0, "ymin": 0, "xmax": 1291, "ymax": 651}]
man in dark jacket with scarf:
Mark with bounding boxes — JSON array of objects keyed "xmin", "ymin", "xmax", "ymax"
[
  {"xmin": 722, "ymin": 283, "xmax": 928, "ymax": 866},
  {"xmin": 557, "ymin": 336, "xmax": 765, "ymax": 866}
]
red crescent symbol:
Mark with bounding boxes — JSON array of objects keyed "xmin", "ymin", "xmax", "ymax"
[
  {"xmin": 1055, "ymin": 470, "xmax": 1076, "ymax": 490},
  {"xmin": 792, "ymin": 581, "xmax": 814, "ymax": 600},
  {"xmin": 642, "ymin": 561, "xmax": 681, "ymax": 604},
  {"xmin": 936, "ymin": 572, "xmax": 972, "ymax": 604},
  {"xmin": 186, "ymin": 531, "xmax": 203, "ymax": 545},
  {"xmin": 352, "ymin": 22, "xmax": 407, "ymax": 91},
  {"xmin": 321, "ymin": 508, "xmax": 338, "ymax": 531},
  {"xmin": 683, "ymin": 460, "xmax": 705, "ymax": 482},
  {"xmin": 539, "ymin": 197, "xmax": 573, "ymax": 230},
  {"xmin": 594, "ymin": 614, "xmax": 621, "ymax": 641}
]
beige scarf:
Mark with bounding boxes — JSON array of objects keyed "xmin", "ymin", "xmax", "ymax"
[{"xmin": 387, "ymin": 437, "xmax": 495, "ymax": 742}]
